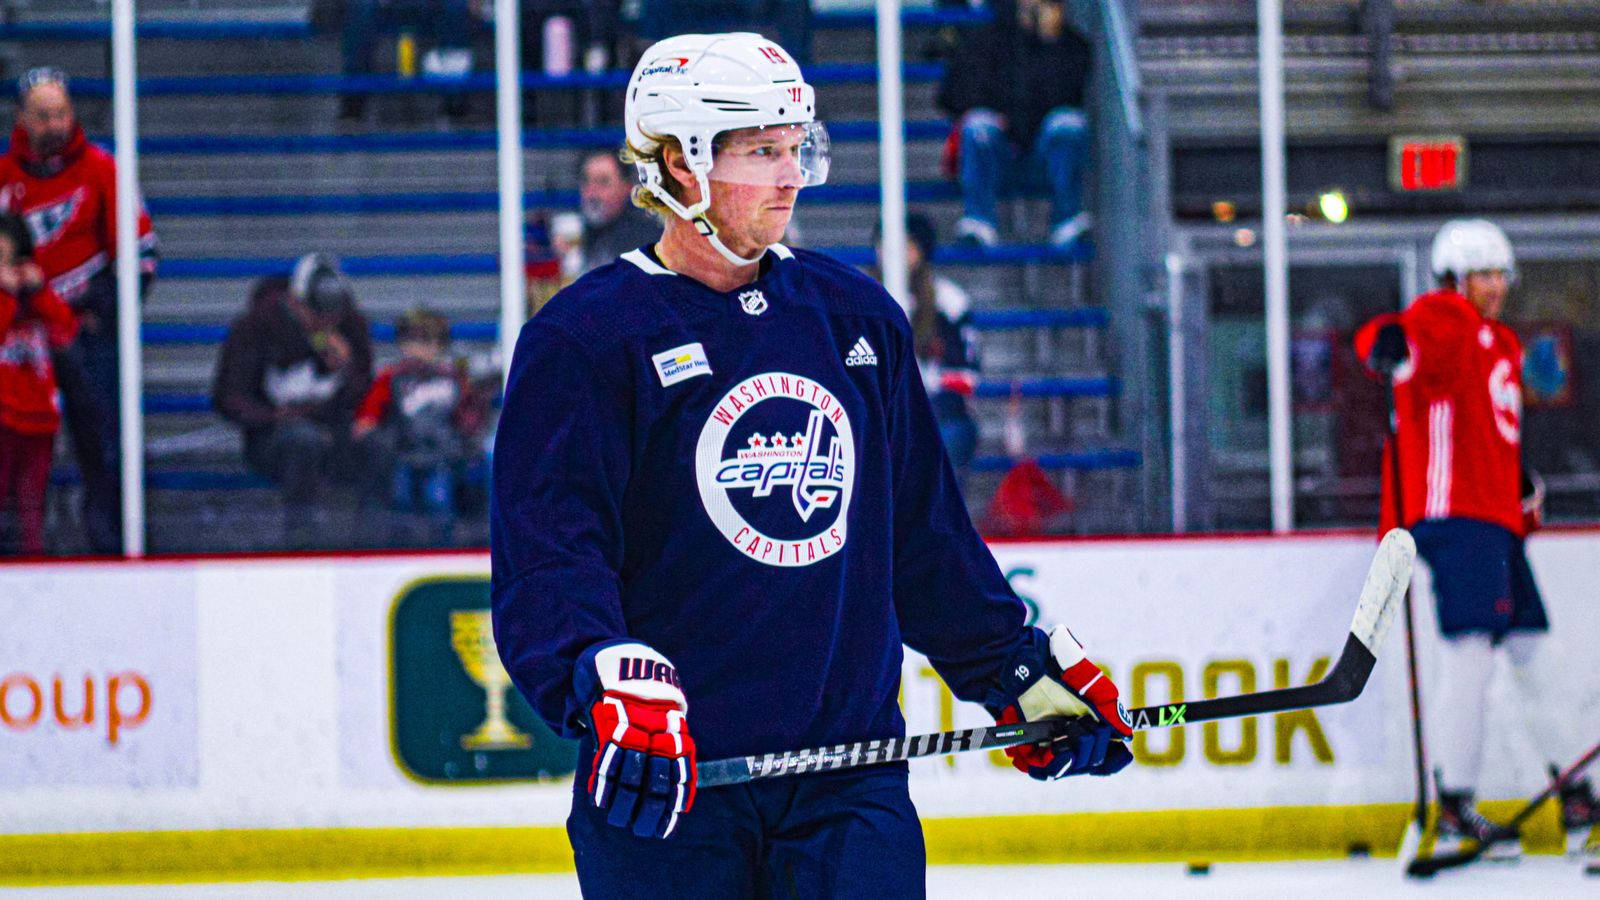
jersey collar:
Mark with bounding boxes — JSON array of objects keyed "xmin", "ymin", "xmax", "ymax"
[{"xmin": 622, "ymin": 243, "xmax": 793, "ymax": 278}]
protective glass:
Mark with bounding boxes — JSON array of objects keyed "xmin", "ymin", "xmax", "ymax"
[{"xmin": 708, "ymin": 121, "xmax": 830, "ymax": 187}]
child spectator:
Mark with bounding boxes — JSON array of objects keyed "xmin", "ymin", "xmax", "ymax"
[
  {"xmin": 0, "ymin": 213, "xmax": 77, "ymax": 555},
  {"xmin": 353, "ymin": 307, "xmax": 479, "ymax": 546}
]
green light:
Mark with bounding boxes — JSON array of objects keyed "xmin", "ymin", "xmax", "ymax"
[{"xmin": 1319, "ymin": 190, "xmax": 1350, "ymax": 224}]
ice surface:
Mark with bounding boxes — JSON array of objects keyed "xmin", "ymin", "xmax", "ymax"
[{"xmin": 7, "ymin": 857, "xmax": 1597, "ymax": 898}]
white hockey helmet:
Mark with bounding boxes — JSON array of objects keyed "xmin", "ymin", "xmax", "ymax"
[
  {"xmin": 624, "ymin": 32, "xmax": 828, "ymax": 264},
  {"xmin": 1431, "ymin": 218, "xmax": 1516, "ymax": 285}
]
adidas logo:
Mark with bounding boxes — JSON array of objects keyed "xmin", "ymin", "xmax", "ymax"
[{"xmin": 845, "ymin": 336, "xmax": 878, "ymax": 367}]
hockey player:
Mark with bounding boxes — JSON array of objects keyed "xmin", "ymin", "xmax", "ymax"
[
  {"xmin": 491, "ymin": 33, "xmax": 1132, "ymax": 896},
  {"xmin": 1355, "ymin": 219, "xmax": 1598, "ymax": 856}
]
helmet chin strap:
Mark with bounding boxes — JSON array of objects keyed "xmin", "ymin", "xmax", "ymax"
[
  {"xmin": 692, "ymin": 213, "xmax": 765, "ymax": 267},
  {"xmin": 641, "ymin": 163, "xmax": 767, "ymax": 267}
]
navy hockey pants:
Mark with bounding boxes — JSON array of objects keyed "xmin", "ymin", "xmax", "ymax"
[
  {"xmin": 567, "ymin": 755, "xmax": 926, "ymax": 898},
  {"xmin": 1412, "ymin": 517, "xmax": 1548, "ymax": 640}
]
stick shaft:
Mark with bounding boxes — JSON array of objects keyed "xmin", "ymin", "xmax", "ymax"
[
  {"xmin": 1389, "ymin": 380, "xmax": 1430, "ymax": 836},
  {"xmin": 698, "ymin": 635, "xmax": 1378, "ymax": 788}
]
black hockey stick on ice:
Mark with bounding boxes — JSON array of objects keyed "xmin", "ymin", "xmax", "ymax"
[
  {"xmin": 1406, "ymin": 737, "xmax": 1600, "ymax": 879},
  {"xmin": 696, "ymin": 528, "xmax": 1414, "ymax": 789},
  {"xmin": 1387, "ymin": 374, "xmax": 1433, "ymax": 869}
]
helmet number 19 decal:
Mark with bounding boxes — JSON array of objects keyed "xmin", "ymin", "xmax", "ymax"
[{"xmin": 695, "ymin": 373, "xmax": 855, "ymax": 567}]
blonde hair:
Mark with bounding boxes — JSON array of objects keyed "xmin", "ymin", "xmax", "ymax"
[
  {"xmin": 619, "ymin": 131, "xmax": 721, "ymax": 221},
  {"xmin": 619, "ymin": 138, "xmax": 680, "ymax": 221}
]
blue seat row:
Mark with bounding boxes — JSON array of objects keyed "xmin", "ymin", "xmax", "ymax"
[
  {"xmin": 139, "ymin": 307, "xmax": 1106, "ymax": 346},
  {"xmin": 55, "ymin": 448, "xmax": 1140, "ymax": 495},
  {"xmin": 58, "ymin": 63, "xmax": 944, "ymax": 98},
  {"xmin": 0, "ymin": 8, "xmax": 991, "ymax": 42},
  {"xmin": 145, "ymin": 181, "xmax": 974, "ymax": 217},
  {"xmin": 154, "ymin": 244, "xmax": 1088, "ymax": 279},
  {"xmin": 142, "ymin": 373, "xmax": 1115, "ymax": 416},
  {"xmin": 107, "ymin": 120, "xmax": 950, "ymax": 155}
]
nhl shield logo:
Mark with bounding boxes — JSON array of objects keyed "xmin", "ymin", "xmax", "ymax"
[
  {"xmin": 695, "ymin": 372, "xmax": 854, "ymax": 567},
  {"xmin": 738, "ymin": 289, "xmax": 769, "ymax": 316}
]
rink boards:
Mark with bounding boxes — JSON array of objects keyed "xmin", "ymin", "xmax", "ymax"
[{"xmin": 2, "ymin": 530, "xmax": 1597, "ymax": 884}]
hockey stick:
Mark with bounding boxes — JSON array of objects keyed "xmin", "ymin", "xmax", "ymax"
[
  {"xmin": 1405, "ymin": 737, "xmax": 1600, "ymax": 878},
  {"xmin": 1386, "ymin": 375, "xmax": 1432, "ymax": 869},
  {"xmin": 696, "ymin": 528, "xmax": 1414, "ymax": 788}
]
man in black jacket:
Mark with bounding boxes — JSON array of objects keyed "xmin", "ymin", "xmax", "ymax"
[
  {"xmin": 212, "ymin": 255, "xmax": 374, "ymax": 548},
  {"xmin": 936, "ymin": 0, "xmax": 1092, "ymax": 249}
]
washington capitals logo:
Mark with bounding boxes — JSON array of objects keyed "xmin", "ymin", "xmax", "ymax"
[
  {"xmin": 696, "ymin": 372, "xmax": 855, "ymax": 567},
  {"xmin": 716, "ymin": 411, "xmax": 846, "ymax": 522},
  {"xmin": 23, "ymin": 188, "xmax": 84, "ymax": 248}
]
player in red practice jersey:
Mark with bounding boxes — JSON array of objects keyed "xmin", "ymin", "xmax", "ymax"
[{"xmin": 1355, "ymin": 219, "xmax": 1597, "ymax": 856}]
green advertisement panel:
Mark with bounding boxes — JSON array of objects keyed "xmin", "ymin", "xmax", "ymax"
[{"xmin": 391, "ymin": 578, "xmax": 577, "ymax": 783}]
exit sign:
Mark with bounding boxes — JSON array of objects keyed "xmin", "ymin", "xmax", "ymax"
[{"xmin": 1389, "ymin": 135, "xmax": 1467, "ymax": 191}]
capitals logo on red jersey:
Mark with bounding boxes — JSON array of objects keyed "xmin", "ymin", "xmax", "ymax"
[
  {"xmin": 21, "ymin": 188, "xmax": 84, "ymax": 249},
  {"xmin": 695, "ymin": 372, "xmax": 855, "ymax": 567}
]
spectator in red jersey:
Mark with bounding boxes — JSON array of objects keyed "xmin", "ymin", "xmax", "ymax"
[
  {"xmin": 0, "ymin": 68, "xmax": 158, "ymax": 554},
  {"xmin": 0, "ymin": 212, "xmax": 77, "ymax": 555},
  {"xmin": 1355, "ymin": 218, "xmax": 1598, "ymax": 857},
  {"xmin": 213, "ymin": 255, "xmax": 375, "ymax": 549}
]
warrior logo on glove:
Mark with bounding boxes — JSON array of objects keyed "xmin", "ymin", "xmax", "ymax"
[
  {"xmin": 984, "ymin": 626, "xmax": 1134, "ymax": 780},
  {"xmin": 575, "ymin": 641, "xmax": 697, "ymax": 839}
]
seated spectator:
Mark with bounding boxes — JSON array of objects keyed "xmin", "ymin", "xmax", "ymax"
[
  {"xmin": 873, "ymin": 212, "xmax": 980, "ymax": 471},
  {"xmin": 352, "ymin": 307, "xmax": 486, "ymax": 546},
  {"xmin": 212, "ymin": 255, "xmax": 376, "ymax": 549},
  {"xmin": 335, "ymin": 0, "xmax": 482, "ymax": 122},
  {"xmin": 937, "ymin": 0, "xmax": 1092, "ymax": 249},
  {"xmin": 0, "ymin": 213, "xmax": 76, "ymax": 556},
  {"xmin": 573, "ymin": 150, "xmax": 661, "ymax": 275}
]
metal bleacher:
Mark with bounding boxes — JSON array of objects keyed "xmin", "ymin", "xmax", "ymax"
[{"xmin": 3, "ymin": 1, "xmax": 1140, "ymax": 552}]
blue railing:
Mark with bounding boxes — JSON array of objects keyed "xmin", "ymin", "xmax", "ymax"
[
  {"xmin": 969, "ymin": 449, "xmax": 1141, "ymax": 473},
  {"xmin": 970, "ymin": 376, "xmax": 1117, "ymax": 400}
]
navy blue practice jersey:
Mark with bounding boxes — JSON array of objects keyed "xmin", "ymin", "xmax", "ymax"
[{"xmin": 490, "ymin": 244, "xmax": 1029, "ymax": 761}]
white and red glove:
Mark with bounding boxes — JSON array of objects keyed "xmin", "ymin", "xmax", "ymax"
[
  {"xmin": 984, "ymin": 626, "xmax": 1134, "ymax": 779},
  {"xmin": 574, "ymin": 640, "xmax": 696, "ymax": 838}
]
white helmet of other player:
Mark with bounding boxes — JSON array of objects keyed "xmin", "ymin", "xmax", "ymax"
[
  {"xmin": 624, "ymin": 32, "xmax": 829, "ymax": 265},
  {"xmin": 1431, "ymin": 218, "xmax": 1516, "ymax": 286}
]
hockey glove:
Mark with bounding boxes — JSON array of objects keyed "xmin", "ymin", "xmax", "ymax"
[
  {"xmin": 1366, "ymin": 322, "xmax": 1410, "ymax": 378},
  {"xmin": 574, "ymin": 640, "xmax": 696, "ymax": 839},
  {"xmin": 984, "ymin": 626, "xmax": 1134, "ymax": 780}
]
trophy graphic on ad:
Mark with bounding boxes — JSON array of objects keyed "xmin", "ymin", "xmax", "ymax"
[{"xmin": 450, "ymin": 610, "xmax": 533, "ymax": 750}]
